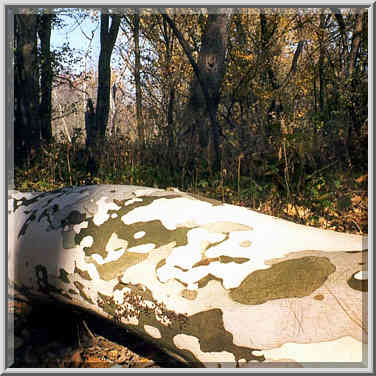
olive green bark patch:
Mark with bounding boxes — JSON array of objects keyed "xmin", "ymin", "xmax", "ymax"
[
  {"xmin": 229, "ymin": 256, "xmax": 336, "ymax": 305},
  {"xmin": 13, "ymin": 193, "xmax": 47, "ymax": 211},
  {"xmin": 97, "ymin": 291, "xmax": 120, "ymax": 317},
  {"xmin": 37, "ymin": 201, "xmax": 59, "ymax": 221},
  {"xmin": 193, "ymin": 256, "xmax": 249, "ymax": 268},
  {"xmin": 197, "ymin": 274, "xmax": 223, "ymax": 288},
  {"xmin": 180, "ymin": 309, "xmax": 264, "ymax": 362},
  {"xmin": 156, "ymin": 259, "xmax": 166, "ymax": 270},
  {"xmin": 313, "ymin": 294, "xmax": 325, "ymax": 301},
  {"xmin": 74, "ymin": 281, "xmax": 94, "ymax": 304},
  {"xmin": 219, "ymin": 256, "xmax": 249, "ymax": 264},
  {"xmin": 97, "ymin": 283, "xmax": 263, "ymax": 364},
  {"xmin": 347, "ymin": 271, "xmax": 368, "ymax": 292},
  {"xmin": 93, "ymin": 251, "xmax": 149, "ymax": 281},
  {"xmin": 181, "ymin": 289, "xmax": 198, "ymax": 300},
  {"xmin": 58, "ymin": 268, "xmax": 70, "ymax": 284},
  {"xmin": 63, "ymin": 210, "xmax": 86, "ymax": 225},
  {"xmin": 34, "ymin": 265, "xmax": 72, "ymax": 300},
  {"xmin": 75, "ymin": 196, "xmax": 191, "ymax": 259},
  {"xmin": 62, "ymin": 230, "xmax": 78, "ymax": 249},
  {"xmin": 18, "ymin": 210, "xmax": 37, "ymax": 238},
  {"xmin": 74, "ymin": 266, "xmax": 92, "ymax": 280}
]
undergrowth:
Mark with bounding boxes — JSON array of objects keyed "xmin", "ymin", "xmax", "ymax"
[{"xmin": 13, "ymin": 137, "xmax": 368, "ymax": 236}]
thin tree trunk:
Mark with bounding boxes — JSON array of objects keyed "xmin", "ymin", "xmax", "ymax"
[
  {"xmin": 259, "ymin": 11, "xmax": 279, "ymax": 90},
  {"xmin": 133, "ymin": 10, "xmax": 144, "ymax": 147},
  {"xmin": 167, "ymin": 86, "xmax": 175, "ymax": 150},
  {"xmin": 348, "ymin": 9, "xmax": 365, "ymax": 77},
  {"xmin": 95, "ymin": 12, "xmax": 121, "ymax": 139},
  {"xmin": 318, "ymin": 12, "xmax": 326, "ymax": 113},
  {"xmin": 38, "ymin": 12, "xmax": 53, "ymax": 142}
]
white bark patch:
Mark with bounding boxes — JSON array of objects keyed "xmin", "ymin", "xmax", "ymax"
[
  {"xmin": 121, "ymin": 316, "xmax": 139, "ymax": 326},
  {"xmin": 134, "ymin": 231, "xmax": 146, "ymax": 239},
  {"xmin": 124, "ymin": 198, "xmax": 143, "ymax": 206},
  {"xmin": 91, "ymin": 248, "xmax": 125, "ymax": 265},
  {"xmin": 80, "ymin": 235, "xmax": 94, "ymax": 248},
  {"xmin": 113, "ymin": 289, "xmax": 124, "ymax": 305},
  {"xmin": 144, "ymin": 325, "xmax": 162, "ymax": 339},
  {"xmin": 93, "ymin": 197, "xmax": 121, "ymax": 225},
  {"xmin": 73, "ymin": 221, "xmax": 88, "ymax": 233},
  {"xmin": 106, "ymin": 233, "xmax": 127, "ymax": 253},
  {"xmin": 253, "ymin": 336, "xmax": 363, "ymax": 363},
  {"xmin": 239, "ymin": 240, "xmax": 252, "ymax": 247},
  {"xmin": 354, "ymin": 271, "xmax": 368, "ymax": 280},
  {"xmin": 173, "ymin": 334, "xmax": 236, "ymax": 364},
  {"xmin": 89, "ymin": 234, "xmax": 127, "ymax": 265},
  {"xmin": 121, "ymin": 197, "xmax": 212, "ymax": 230},
  {"xmin": 127, "ymin": 243, "xmax": 155, "ymax": 253}
]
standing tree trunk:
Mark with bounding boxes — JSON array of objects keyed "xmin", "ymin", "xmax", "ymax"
[
  {"xmin": 259, "ymin": 11, "xmax": 279, "ymax": 90},
  {"xmin": 162, "ymin": 8, "xmax": 233, "ymax": 172},
  {"xmin": 14, "ymin": 13, "xmax": 40, "ymax": 166},
  {"xmin": 318, "ymin": 11, "xmax": 326, "ymax": 114},
  {"xmin": 160, "ymin": 15, "xmax": 175, "ymax": 163},
  {"xmin": 38, "ymin": 12, "xmax": 53, "ymax": 142},
  {"xmin": 95, "ymin": 12, "xmax": 121, "ymax": 140},
  {"xmin": 348, "ymin": 9, "xmax": 365, "ymax": 77},
  {"xmin": 133, "ymin": 10, "xmax": 145, "ymax": 148}
]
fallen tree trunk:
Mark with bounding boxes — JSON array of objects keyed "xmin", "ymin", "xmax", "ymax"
[{"xmin": 8, "ymin": 185, "xmax": 368, "ymax": 368}]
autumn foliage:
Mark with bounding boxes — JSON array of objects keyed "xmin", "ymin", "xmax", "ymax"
[{"xmin": 13, "ymin": 8, "xmax": 368, "ymax": 235}]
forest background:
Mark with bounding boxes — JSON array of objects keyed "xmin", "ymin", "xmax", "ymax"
[{"xmin": 11, "ymin": 7, "xmax": 368, "ymax": 235}]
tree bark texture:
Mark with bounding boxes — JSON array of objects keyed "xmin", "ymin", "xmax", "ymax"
[
  {"xmin": 163, "ymin": 8, "xmax": 233, "ymax": 172},
  {"xmin": 14, "ymin": 13, "xmax": 40, "ymax": 164},
  {"xmin": 318, "ymin": 12, "xmax": 326, "ymax": 114},
  {"xmin": 95, "ymin": 13, "xmax": 121, "ymax": 140},
  {"xmin": 348, "ymin": 9, "xmax": 365, "ymax": 77},
  {"xmin": 133, "ymin": 10, "xmax": 145, "ymax": 147},
  {"xmin": 38, "ymin": 13, "xmax": 53, "ymax": 142},
  {"xmin": 259, "ymin": 11, "xmax": 279, "ymax": 90}
]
